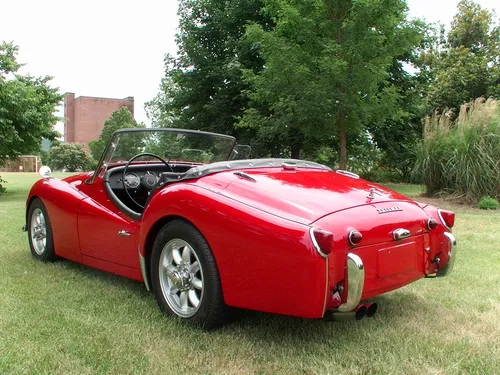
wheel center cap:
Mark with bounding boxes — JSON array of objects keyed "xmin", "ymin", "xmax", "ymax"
[{"xmin": 170, "ymin": 268, "xmax": 191, "ymax": 291}]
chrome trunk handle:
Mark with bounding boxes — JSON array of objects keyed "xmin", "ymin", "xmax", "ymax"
[{"xmin": 393, "ymin": 228, "xmax": 410, "ymax": 241}]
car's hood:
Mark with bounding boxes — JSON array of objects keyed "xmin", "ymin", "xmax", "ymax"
[{"xmin": 196, "ymin": 168, "xmax": 417, "ymax": 224}]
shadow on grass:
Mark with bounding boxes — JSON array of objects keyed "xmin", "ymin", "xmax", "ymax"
[{"xmin": 14, "ymin": 233, "xmax": 438, "ymax": 350}]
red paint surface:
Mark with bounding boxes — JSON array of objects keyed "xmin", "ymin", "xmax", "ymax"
[{"xmin": 25, "ymin": 167, "xmax": 455, "ymax": 319}]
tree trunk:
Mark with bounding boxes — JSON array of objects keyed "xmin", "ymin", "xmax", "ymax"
[
  {"xmin": 291, "ymin": 143, "xmax": 301, "ymax": 159},
  {"xmin": 338, "ymin": 110, "xmax": 347, "ymax": 169},
  {"xmin": 289, "ymin": 126, "xmax": 303, "ymax": 159}
]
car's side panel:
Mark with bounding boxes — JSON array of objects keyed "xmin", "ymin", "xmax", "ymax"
[
  {"xmin": 27, "ymin": 179, "xmax": 85, "ymax": 263},
  {"xmin": 141, "ymin": 183, "xmax": 327, "ymax": 319},
  {"xmin": 78, "ymin": 197, "xmax": 141, "ymax": 270}
]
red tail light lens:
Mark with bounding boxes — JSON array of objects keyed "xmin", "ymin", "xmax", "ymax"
[
  {"xmin": 438, "ymin": 209, "xmax": 455, "ymax": 229},
  {"xmin": 427, "ymin": 218, "xmax": 439, "ymax": 230},
  {"xmin": 348, "ymin": 230, "xmax": 363, "ymax": 246},
  {"xmin": 310, "ymin": 228, "xmax": 334, "ymax": 258}
]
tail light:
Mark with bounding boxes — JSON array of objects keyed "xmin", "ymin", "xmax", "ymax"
[
  {"xmin": 427, "ymin": 218, "xmax": 439, "ymax": 230},
  {"xmin": 310, "ymin": 228, "xmax": 334, "ymax": 258},
  {"xmin": 438, "ymin": 209, "xmax": 455, "ymax": 230},
  {"xmin": 348, "ymin": 229, "xmax": 363, "ymax": 246}
]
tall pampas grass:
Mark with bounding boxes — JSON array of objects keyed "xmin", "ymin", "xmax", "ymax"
[{"xmin": 414, "ymin": 98, "xmax": 500, "ymax": 202}]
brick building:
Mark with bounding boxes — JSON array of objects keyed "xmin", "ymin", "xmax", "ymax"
[{"xmin": 64, "ymin": 93, "xmax": 134, "ymax": 146}]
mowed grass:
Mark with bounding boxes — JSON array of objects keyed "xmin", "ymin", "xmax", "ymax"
[{"xmin": 0, "ymin": 172, "xmax": 499, "ymax": 375}]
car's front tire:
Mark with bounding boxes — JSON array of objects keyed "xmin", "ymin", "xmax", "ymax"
[
  {"xmin": 150, "ymin": 219, "xmax": 228, "ymax": 329},
  {"xmin": 27, "ymin": 198, "xmax": 57, "ymax": 262}
]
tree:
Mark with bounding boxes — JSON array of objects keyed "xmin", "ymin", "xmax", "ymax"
[
  {"xmin": 48, "ymin": 143, "xmax": 91, "ymax": 172},
  {"xmin": 145, "ymin": 0, "xmax": 272, "ymax": 153},
  {"xmin": 424, "ymin": 0, "xmax": 500, "ymax": 111},
  {"xmin": 0, "ymin": 41, "xmax": 62, "ymax": 165},
  {"xmin": 238, "ymin": 0, "xmax": 423, "ymax": 167},
  {"xmin": 88, "ymin": 107, "xmax": 144, "ymax": 161}
]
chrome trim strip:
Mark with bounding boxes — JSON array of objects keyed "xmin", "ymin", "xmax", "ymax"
[
  {"xmin": 139, "ymin": 249, "xmax": 151, "ymax": 291},
  {"xmin": 437, "ymin": 209, "xmax": 451, "ymax": 231},
  {"xmin": 322, "ymin": 258, "xmax": 329, "ymax": 315},
  {"xmin": 437, "ymin": 232, "xmax": 457, "ymax": 277},
  {"xmin": 309, "ymin": 227, "xmax": 328, "ymax": 259},
  {"xmin": 336, "ymin": 170, "xmax": 359, "ymax": 179},
  {"xmin": 338, "ymin": 253, "xmax": 365, "ymax": 312}
]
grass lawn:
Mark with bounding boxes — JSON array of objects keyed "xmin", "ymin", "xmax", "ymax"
[{"xmin": 0, "ymin": 172, "xmax": 499, "ymax": 374}]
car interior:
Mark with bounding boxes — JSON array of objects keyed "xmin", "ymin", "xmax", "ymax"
[{"xmin": 103, "ymin": 161, "xmax": 195, "ymax": 219}]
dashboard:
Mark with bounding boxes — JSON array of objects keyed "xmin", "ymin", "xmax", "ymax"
[{"xmin": 106, "ymin": 164, "xmax": 192, "ymax": 191}]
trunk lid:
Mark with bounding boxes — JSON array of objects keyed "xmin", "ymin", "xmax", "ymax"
[{"xmin": 197, "ymin": 168, "xmax": 420, "ymax": 225}]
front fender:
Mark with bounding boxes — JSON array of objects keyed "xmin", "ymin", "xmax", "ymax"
[{"xmin": 26, "ymin": 178, "xmax": 85, "ymax": 262}]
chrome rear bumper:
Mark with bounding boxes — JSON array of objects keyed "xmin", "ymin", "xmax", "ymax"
[
  {"xmin": 437, "ymin": 232, "xmax": 457, "ymax": 277},
  {"xmin": 338, "ymin": 253, "xmax": 365, "ymax": 312}
]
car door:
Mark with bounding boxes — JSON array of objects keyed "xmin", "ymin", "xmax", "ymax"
[{"xmin": 77, "ymin": 177, "xmax": 141, "ymax": 270}]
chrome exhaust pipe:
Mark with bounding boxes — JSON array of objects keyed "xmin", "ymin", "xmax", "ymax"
[
  {"xmin": 364, "ymin": 303, "xmax": 378, "ymax": 318},
  {"xmin": 354, "ymin": 304, "xmax": 367, "ymax": 320},
  {"xmin": 324, "ymin": 304, "xmax": 367, "ymax": 321}
]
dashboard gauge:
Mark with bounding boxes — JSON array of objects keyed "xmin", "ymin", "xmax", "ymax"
[{"xmin": 124, "ymin": 173, "xmax": 140, "ymax": 189}]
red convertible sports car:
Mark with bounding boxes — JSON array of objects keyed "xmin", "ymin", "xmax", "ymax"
[{"xmin": 25, "ymin": 128, "xmax": 457, "ymax": 329}]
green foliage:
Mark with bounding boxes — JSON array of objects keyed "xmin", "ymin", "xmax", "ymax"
[
  {"xmin": 88, "ymin": 107, "xmax": 144, "ymax": 161},
  {"xmin": 478, "ymin": 196, "xmax": 499, "ymax": 210},
  {"xmin": 0, "ymin": 41, "xmax": 62, "ymax": 165},
  {"xmin": 423, "ymin": 1, "xmax": 500, "ymax": 112},
  {"xmin": 414, "ymin": 98, "xmax": 500, "ymax": 202},
  {"xmin": 0, "ymin": 176, "xmax": 6, "ymax": 196},
  {"xmin": 48, "ymin": 143, "xmax": 91, "ymax": 172},
  {"xmin": 145, "ymin": 0, "xmax": 270, "ymax": 148},
  {"xmin": 238, "ymin": 0, "xmax": 424, "ymax": 166}
]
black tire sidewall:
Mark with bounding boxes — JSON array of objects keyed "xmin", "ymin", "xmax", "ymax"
[
  {"xmin": 27, "ymin": 198, "xmax": 56, "ymax": 262},
  {"xmin": 150, "ymin": 220, "xmax": 225, "ymax": 329}
]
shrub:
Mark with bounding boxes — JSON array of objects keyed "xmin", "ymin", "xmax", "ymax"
[
  {"xmin": 478, "ymin": 196, "xmax": 499, "ymax": 210},
  {"xmin": 48, "ymin": 143, "xmax": 92, "ymax": 172},
  {"xmin": 414, "ymin": 98, "xmax": 500, "ymax": 202},
  {"xmin": 0, "ymin": 176, "xmax": 6, "ymax": 196}
]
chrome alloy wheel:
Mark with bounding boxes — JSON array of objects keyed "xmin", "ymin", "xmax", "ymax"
[
  {"xmin": 158, "ymin": 238, "xmax": 204, "ymax": 318},
  {"xmin": 30, "ymin": 208, "xmax": 47, "ymax": 255}
]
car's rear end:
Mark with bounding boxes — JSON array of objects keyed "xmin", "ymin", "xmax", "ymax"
[
  {"xmin": 311, "ymin": 200, "xmax": 456, "ymax": 320},
  {"xmin": 194, "ymin": 163, "xmax": 457, "ymax": 320}
]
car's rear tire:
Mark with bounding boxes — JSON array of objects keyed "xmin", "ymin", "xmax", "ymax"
[
  {"xmin": 27, "ymin": 198, "xmax": 57, "ymax": 262},
  {"xmin": 150, "ymin": 219, "xmax": 228, "ymax": 329}
]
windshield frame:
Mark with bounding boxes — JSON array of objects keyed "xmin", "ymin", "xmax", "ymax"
[{"xmin": 87, "ymin": 128, "xmax": 236, "ymax": 184}]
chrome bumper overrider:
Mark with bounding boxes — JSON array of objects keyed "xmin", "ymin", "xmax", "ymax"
[
  {"xmin": 338, "ymin": 253, "xmax": 365, "ymax": 312},
  {"xmin": 437, "ymin": 232, "xmax": 457, "ymax": 277}
]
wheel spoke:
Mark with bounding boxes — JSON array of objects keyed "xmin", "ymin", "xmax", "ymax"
[
  {"xmin": 169, "ymin": 286, "xmax": 179, "ymax": 295},
  {"xmin": 191, "ymin": 277, "xmax": 202, "ymax": 290},
  {"xmin": 182, "ymin": 246, "xmax": 191, "ymax": 264},
  {"xmin": 191, "ymin": 261, "xmax": 200, "ymax": 274},
  {"xmin": 179, "ymin": 291, "xmax": 188, "ymax": 310},
  {"xmin": 188, "ymin": 289, "xmax": 200, "ymax": 307},
  {"xmin": 172, "ymin": 247, "xmax": 182, "ymax": 265}
]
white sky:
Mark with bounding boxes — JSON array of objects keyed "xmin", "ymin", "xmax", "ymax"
[{"xmin": 1, "ymin": 0, "xmax": 498, "ymax": 135}]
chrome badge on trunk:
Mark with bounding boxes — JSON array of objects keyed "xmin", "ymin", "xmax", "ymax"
[{"xmin": 377, "ymin": 206, "xmax": 403, "ymax": 214}]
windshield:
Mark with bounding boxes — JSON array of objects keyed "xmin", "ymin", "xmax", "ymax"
[{"xmin": 102, "ymin": 129, "xmax": 236, "ymax": 166}]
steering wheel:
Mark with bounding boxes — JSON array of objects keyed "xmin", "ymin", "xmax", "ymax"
[{"xmin": 123, "ymin": 153, "xmax": 173, "ymax": 210}]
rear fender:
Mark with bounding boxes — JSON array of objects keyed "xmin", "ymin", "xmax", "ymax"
[{"xmin": 140, "ymin": 183, "xmax": 328, "ymax": 318}]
